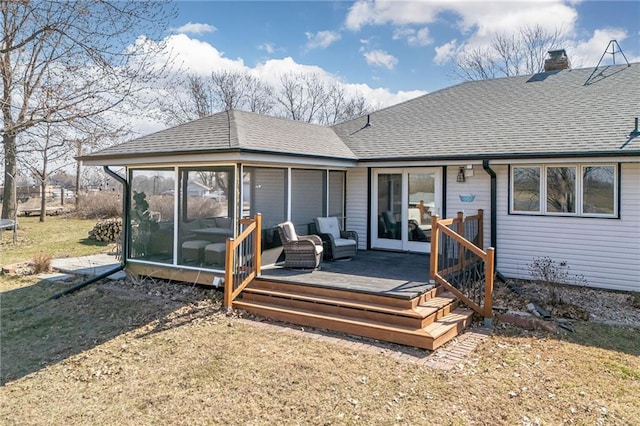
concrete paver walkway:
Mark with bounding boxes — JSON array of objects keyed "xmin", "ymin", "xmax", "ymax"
[{"xmin": 50, "ymin": 254, "xmax": 126, "ymax": 280}]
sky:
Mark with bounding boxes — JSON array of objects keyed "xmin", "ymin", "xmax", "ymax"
[{"xmin": 161, "ymin": 0, "xmax": 640, "ymax": 105}]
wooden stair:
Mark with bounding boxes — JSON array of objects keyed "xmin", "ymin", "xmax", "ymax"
[{"xmin": 233, "ymin": 279, "xmax": 474, "ymax": 350}]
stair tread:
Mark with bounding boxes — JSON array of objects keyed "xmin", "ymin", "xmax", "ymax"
[
  {"xmin": 244, "ymin": 287, "xmax": 453, "ymax": 318},
  {"xmin": 423, "ymin": 309, "xmax": 474, "ymax": 339},
  {"xmin": 252, "ymin": 278, "xmax": 438, "ymax": 308}
]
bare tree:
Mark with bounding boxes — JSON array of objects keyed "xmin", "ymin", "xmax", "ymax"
[
  {"xmin": 21, "ymin": 122, "xmax": 71, "ymax": 221},
  {"xmin": 210, "ymin": 70, "xmax": 247, "ymax": 110},
  {"xmin": 319, "ymin": 84, "xmax": 370, "ymax": 125},
  {"xmin": 161, "ymin": 71, "xmax": 275, "ymax": 125},
  {"xmin": 1, "ymin": 0, "xmax": 176, "ymax": 220},
  {"xmin": 275, "ymin": 72, "xmax": 329, "ymax": 123},
  {"xmin": 452, "ymin": 25, "xmax": 564, "ymax": 81},
  {"xmin": 243, "ymin": 74, "xmax": 274, "ymax": 114},
  {"xmin": 72, "ymin": 116, "xmax": 129, "ymax": 208},
  {"xmin": 161, "ymin": 70, "xmax": 368, "ymax": 126}
]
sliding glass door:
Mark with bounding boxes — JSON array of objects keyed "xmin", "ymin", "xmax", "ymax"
[{"xmin": 372, "ymin": 168, "xmax": 440, "ymax": 253}]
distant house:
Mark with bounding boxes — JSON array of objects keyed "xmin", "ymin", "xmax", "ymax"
[
  {"xmin": 186, "ymin": 181, "xmax": 211, "ymax": 197},
  {"xmin": 81, "ymin": 60, "xmax": 640, "ymax": 293}
]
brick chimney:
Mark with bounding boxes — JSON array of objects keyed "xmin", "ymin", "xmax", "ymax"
[{"xmin": 544, "ymin": 49, "xmax": 571, "ymax": 72}]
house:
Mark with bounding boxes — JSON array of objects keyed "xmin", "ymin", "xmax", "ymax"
[{"xmin": 80, "ymin": 60, "xmax": 639, "ymax": 348}]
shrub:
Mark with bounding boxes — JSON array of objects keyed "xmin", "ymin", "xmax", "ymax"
[{"xmin": 527, "ymin": 256, "xmax": 587, "ymax": 287}]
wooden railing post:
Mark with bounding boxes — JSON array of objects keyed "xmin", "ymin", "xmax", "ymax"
[
  {"xmin": 223, "ymin": 237, "xmax": 234, "ymax": 310},
  {"xmin": 477, "ymin": 209, "xmax": 484, "ymax": 250},
  {"xmin": 254, "ymin": 213, "xmax": 262, "ymax": 276},
  {"xmin": 429, "ymin": 214, "xmax": 440, "ymax": 282},
  {"xmin": 456, "ymin": 211, "xmax": 464, "ymax": 272},
  {"xmin": 484, "ymin": 247, "xmax": 495, "ymax": 323}
]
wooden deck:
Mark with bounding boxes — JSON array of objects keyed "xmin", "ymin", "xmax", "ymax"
[{"xmin": 259, "ymin": 250, "xmax": 433, "ymax": 299}]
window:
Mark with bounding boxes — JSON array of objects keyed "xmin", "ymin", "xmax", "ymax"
[
  {"xmin": 291, "ymin": 169, "xmax": 326, "ymax": 235},
  {"xmin": 510, "ymin": 164, "xmax": 617, "ymax": 217},
  {"xmin": 328, "ymin": 170, "xmax": 345, "ymax": 221},
  {"xmin": 546, "ymin": 166, "xmax": 576, "ymax": 213},
  {"xmin": 178, "ymin": 166, "xmax": 234, "ymax": 268},
  {"xmin": 243, "ymin": 167, "xmax": 287, "ymax": 229},
  {"xmin": 583, "ymin": 166, "xmax": 616, "ymax": 215},
  {"xmin": 129, "ymin": 168, "xmax": 175, "ymax": 263}
]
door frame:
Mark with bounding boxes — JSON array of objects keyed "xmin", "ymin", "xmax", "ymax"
[{"xmin": 370, "ymin": 167, "xmax": 442, "ymax": 253}]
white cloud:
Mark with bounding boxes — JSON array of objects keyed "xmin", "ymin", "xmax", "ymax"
[
  {"xmin": 305, "ymin": 30, "xmax": 342, "ymax": 49},
  {"xmin": 161, "ymin": 34, "xmax": 246, "ymax": 76},
  {"xmin": 170, "ymin": 22, "xmax": 217, "ymax": 35},
  {"xmin": 345, "ymin": 0, "xmax": 580, "ymax": 69},
  {"xmin": 433, "ymin": 40, "xmax": 458, "ymax": 65},
  {"xmin": 569, "ymin": 28, "xmax": 635, "ymax": 68},
  {"xmin": 258, "ymin": 43, "xmax": 276, "ymax": 54},
  {"xmin": 393, "ymin": 27, "xmax": 433, "ymax": 46},
  {"xmin": 346, "ymin": 0, "xmax": 577, "ymax": 40},
  {"xmin": 363, "ymin": 49, "xmax": 398, "ymax": 69},
  {"xmin": 346, "ymin": 0, "xmax": 439, "ymax": 31}
]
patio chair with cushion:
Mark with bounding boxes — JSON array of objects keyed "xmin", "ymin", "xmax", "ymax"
[
  {"xmin": 313, "ymin": 216, "xmax": 358, "ymax": 260},
  {"xmin": 277, "ymin": 221, "xmax": 323, "ymax": 269}
]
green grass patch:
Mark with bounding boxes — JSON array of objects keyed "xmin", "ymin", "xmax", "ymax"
[{"xmin": 1, "ymin": 216, "xmax": 111, "ymax": 266}]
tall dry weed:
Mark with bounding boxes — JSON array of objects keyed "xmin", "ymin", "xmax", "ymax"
[
  {"xmin": 76, "ymin": 193, "xmax": 122, "ymax": 219},
  {"xmin": 32, "ymin": 253, "xmax": 52, "ymax": 274}
]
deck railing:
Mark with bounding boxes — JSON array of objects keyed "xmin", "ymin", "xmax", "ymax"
[
  {"xmin": 429, "ymin": 210, "xmax": 495, "ymax": 318},
  {"xmin": 223, "ymin": 213, "xmax": 262, "ymax": 310}
]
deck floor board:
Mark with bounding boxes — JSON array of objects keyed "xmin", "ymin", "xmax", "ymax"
[{"xmin": 259, "ymin": 250, "xmax": 432, "ymax": 299}]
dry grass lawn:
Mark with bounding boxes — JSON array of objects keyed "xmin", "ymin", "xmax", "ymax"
[
  {"xmin": 2, "ymin": 275, "xmax": 639, "ymax": 425},
  {"xmin": 2, "ymin": 216, "xmax": 639, "ymax": 424}
]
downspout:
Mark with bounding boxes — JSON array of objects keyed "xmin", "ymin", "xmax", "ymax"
[
  {"xmin": 482, "ymin": 160, "xmax": 507, "ymax": 283},
  {"xmin": 104, "ymin": 166, "xmax": 129, "ymax": 267},
  {"xmin": 14, "ymin": 166, "xmax": 128, "ymax": 311}
]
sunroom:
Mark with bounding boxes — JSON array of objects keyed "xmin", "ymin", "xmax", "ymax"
[{"xmin": 125, "ymin": 163, "xmax": 349, "ymax": 273}]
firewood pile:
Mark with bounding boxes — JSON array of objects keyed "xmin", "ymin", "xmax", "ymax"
[{"xmin": 88, "ymin": 218, "xmax": 123, "ymax": 242}]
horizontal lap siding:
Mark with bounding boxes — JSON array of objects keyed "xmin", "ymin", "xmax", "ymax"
[
  {"xmin": 445, "ymin": 166, "xmax": 491, "ymax": 250},
  {"xmin": 495, "ymin": 163, "xmax": 640, "ymax": 292},
  {"xmin": 346, "ymin": 168, "xmax": 368, "ymax": 249}
]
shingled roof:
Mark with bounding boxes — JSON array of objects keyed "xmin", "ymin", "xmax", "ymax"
[
  {"xmin": 332, "ymin": 63, "xmax": 640, "ymax": 161},
  {"xmin": 83, "ymin": 109, "xmax": 357, "ymax": 161},
  {"xmin": 82, "ymin": 63, "xmax": 639, "ymax": 164}
]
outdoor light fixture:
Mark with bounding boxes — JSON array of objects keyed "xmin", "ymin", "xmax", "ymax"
[{"xmin": 457, "ymin": 167, "xmax": 465, "ymax": 182}]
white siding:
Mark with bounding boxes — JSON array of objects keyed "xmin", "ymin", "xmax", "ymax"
[
  {"xmin": 445, "ymin": 165, "xmax": 492, "ymax": 249},
  {"xmin": 495, "ymin": 162, "xmax": 640, "ymax": 292},
  {"xmin": 346, "ymin": 168, "xmax": 368, "ymax": 249}
]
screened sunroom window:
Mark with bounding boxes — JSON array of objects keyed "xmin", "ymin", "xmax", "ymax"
[
  {"xmin": 129, "ymin": 168, "xmax": 175, "ymax": 263},
  {"xmin": 243, "ymin": 167, "xmax": 287, "ymax": 229},
  {"xmin": 177, "ymin": 166, "xmax": 234, "ymax": 268},
  {"xmin": 291, "ymin": 169, "xmax": 326, "ymax": 235},
  {"xmin": 328, "ymin": 170, "xmax": 345, "ymax": 223},
  {"xmin": 510, "ymin": 164, "xmax": 617, "ymax": 217}
]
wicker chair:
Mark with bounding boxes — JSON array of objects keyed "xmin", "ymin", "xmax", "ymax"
[
  {"xmin": 313, "ymin": 217, "xmax": 358, "ymax": 260},
  {"xmin": 277, "ymin": 221, "xmax": 323, "ymax": 269}
]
